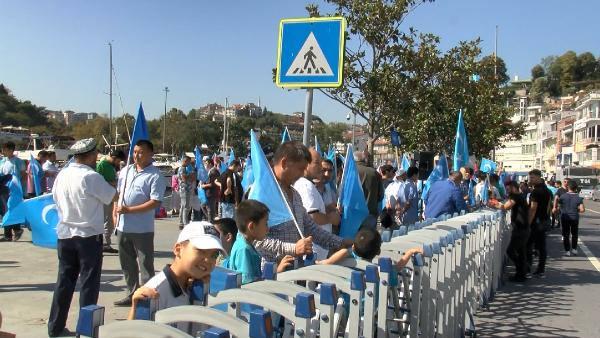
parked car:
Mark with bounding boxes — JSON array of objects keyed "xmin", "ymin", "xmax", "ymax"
[
  {"xmin": 580, "ymin": 185, "xmax": 594, "ymax": 200},
  {"xmin": 592, "ymin": 185, "xmax": 600, "ymax": 201}
]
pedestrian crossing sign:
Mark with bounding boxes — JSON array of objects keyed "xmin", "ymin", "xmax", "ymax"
[{"xmin": 276, "ymin": 17, "xmax": 346, "ymax": 88}]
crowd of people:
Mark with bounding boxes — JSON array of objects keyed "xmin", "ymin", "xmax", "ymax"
[{"xmin": 0, "ymin": 136, "xmax": 588, "ymax": 336}]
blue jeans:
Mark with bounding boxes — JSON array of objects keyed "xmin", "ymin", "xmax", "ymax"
[{"xmin": 220, "ymin": 202, "xmax": 235, "ymax": 219}]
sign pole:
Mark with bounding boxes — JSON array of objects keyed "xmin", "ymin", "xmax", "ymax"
[{"xmin": 303, "ymin": 88, "xmax": 313, "ymax": 146}]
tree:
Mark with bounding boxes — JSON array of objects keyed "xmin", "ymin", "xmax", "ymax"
[
  {"xmin": 304, "ymin": 0, "xmax": 522, "ymax": 158},
  {"xmin": 529, "ymin": 77, "xmax": 549, "ymax": 104},
  {"xmin": 531, "ymin": 64, "xmax": 545, "ymax": 80}
]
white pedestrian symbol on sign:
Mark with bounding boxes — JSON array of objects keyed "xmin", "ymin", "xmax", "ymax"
[{"xmin": 286, "ymin": 32, "xmax": 333, "ymax": 76}]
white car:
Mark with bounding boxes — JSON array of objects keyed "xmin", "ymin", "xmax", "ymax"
[{"xmin": 579, "ymin": 187, "xmax": 594, "ymax": 200}]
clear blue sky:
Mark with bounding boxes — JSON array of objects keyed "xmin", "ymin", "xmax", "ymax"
[{"xmin": 1, "ymin": 0, "xmax": 598, "ymax": 123}]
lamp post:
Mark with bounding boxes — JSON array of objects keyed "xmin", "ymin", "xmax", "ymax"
[{"xmin": 162, "ymin": 86, "xmax": 169, "ymax": 153}]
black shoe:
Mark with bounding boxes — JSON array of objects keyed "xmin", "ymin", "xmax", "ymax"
[
  {"xmin": 179, "ymin": 225, "xmax": 184, "ymax": 230},
  {"xmin": 0, "ymin": 237, "xmax": 11, "ymax": 242},
  {"xmin": 48, "ymin": 328, "xmax": 75, "ymax": 337},
  {"xmin": 113, "ymin": 296, "xmax": 132, "ymax": 306},
  {"xmin": 508, "ymin": 275, "xmax": 527, "ymax": 283},
  {"xmin": 533, "ymin": 271, "xmax": 546, "ymax": 279},
  {"xmin": 13, "ymin": 229, "xmax": 24, "ymax": 241},
  {"xmin": 102, "ymin": 246, "xmax": 118, "ymax": 254}
]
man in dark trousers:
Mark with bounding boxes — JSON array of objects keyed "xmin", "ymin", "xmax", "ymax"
[
  {"xmin": 490, "ymin": 181, "xmax": 530, "ymax": 282},
  {"xmin": 527, "ymin": 169, "xmax": 552, "ymax": 278},
  {"xmin": 48, "ymin": 139, "xmax": 117, "ymax": 336},
  {"xmin": 354, "ymin": 151, "xmax": 383, "ymax": 228}
]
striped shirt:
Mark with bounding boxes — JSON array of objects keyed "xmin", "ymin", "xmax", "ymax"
[{"xmin": 254, "ymin": 184, "xmax": 344, "ymax": 264}]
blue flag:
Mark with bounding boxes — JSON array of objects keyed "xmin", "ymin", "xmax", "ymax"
[
  {"xmin": 248, "ymin": 130, "xmax": 294, "ymax": 227},
  {"xmin": 480, "ymin": 158, "xmax": 497, "ymax": 174},
  {"xmin": 422, "ymin": 153, "xmax": 449, "ymax": 202},
  {"xmin": 220, "ymin": 161, "xmax": 227, "ymax": 174},
  {"xmin": 468, "ymin": 179, "xmax": 476, "ymax": 207},
  {"xmin": 227, "ymin": 148, "xmax": 235, "ymax": 167},
  {"xmin": 453, "ymin": 110, "xmax": 470, "ymax": 171},
  {"xmin": 401, "ymin": 154, "xmax": 410, "ymax": 171},
  {"xmin": 128, "ymin": 103, "xmax": 149, "ymax": 160},
  {"xmin": 29, "ymin": 153, "xmax": 43, "ymax": 196},
  {"xmin": 194, "ymin": 146, "xmax": 208, "ymax": 182},
  {"xmin": 481, "ymin": 175, "xmax": 490, "ymax": 205},
  {"xmin": 281, "ymin": 127, "xmax": 291, "ymax": 143},
  {"xmin": 2, "ymin": 175, "xmax": 25, "ymax": 226},
  {"xmin": 338, "ymin": 145, "xmax": 369, "ymax": 239},
  {"xmin": 390, "ymin": 128, "xmax": 400, "ymax": 147},
  {"xmin": 241, "ymin": 156, "xmax": 254, "ymax": 192},
  {"xmin": 314, "ymin": 135, "xmax": 322, "ymax": 154},
  {"xmin": 25, "ymin": 194, "xmax": 59, "ymax": 248},
  {"xmin": 326, "ymin": 146, "xmax": 337, "ymax": 192}
]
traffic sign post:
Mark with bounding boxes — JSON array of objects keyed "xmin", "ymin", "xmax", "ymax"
[{"xmin": 276, "ymin": 17, "xmax": 346, "ymax": 145}]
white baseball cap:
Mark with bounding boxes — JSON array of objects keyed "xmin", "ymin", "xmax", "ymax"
[{"xmin": 177, "ymin": 221, "xmax": 226, "ymax": 255}]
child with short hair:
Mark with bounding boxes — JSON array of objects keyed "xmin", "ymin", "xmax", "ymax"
[
  {"xmin": 212, "ymin": 217, "xmax": 237, "ymax": 266},
  {"xmin": 317, "ymin": 227, "xmax": 422, "ymax": 268},
  {"xmin": 226, "ymin": 200, "xmax": 294, "ymax": 284},
  {"xmin": 127, "ymin": 222, "xmax": 226, "ymax": 329}
]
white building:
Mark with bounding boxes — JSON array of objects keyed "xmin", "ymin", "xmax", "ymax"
[{"xmin": 572, "ymin": 92, "xmax": 600, "ymax": 167}]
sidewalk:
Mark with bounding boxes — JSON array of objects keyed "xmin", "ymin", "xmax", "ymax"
[
  {"xmin": 0, "ymin": 218, "xmax": 181, "ymax": 338},
  {"xmin": 475, "ymin": 214, "xmax": 600, "ymax": 337}
]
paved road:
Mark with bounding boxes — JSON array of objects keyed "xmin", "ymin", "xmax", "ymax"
[
  {"xmin": 0, "ymin": 217, "xmax": 181, "ymax": 338},
  {"xmin": 476, "ymin": 200, "xmax": 600, "ymax": 338}
]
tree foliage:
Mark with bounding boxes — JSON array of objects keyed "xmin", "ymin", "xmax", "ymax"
[
  {"xmin": 305, "ymin": 0, "xmax": 522, "ymax": 157},
  {"xmin": 531, "ymin": 51, "xmax": 600, "ymax": 97},
  {"xmin": 0, "ymin": 84, "xmax": 48, "ymax": 127}
]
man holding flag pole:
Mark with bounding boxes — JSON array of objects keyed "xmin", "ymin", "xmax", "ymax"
[
  {"xmin": 248, "ymin": 133, "xmax": 351, "ymax": 264},
  {"xmin": 113, "ymin": 104, "xmax": 166, "ymax": 307}
]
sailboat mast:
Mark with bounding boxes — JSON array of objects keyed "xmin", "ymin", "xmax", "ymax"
[{"xmin": 109, "ymin": 42, "xmax": 113, "ymax": 146}]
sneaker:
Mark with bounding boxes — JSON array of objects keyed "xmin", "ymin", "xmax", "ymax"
[
  {"xmin": 533, "ymin": 271, "xmax": 546, "ymax": 279},
  {"xmin": 113, "ymin": 296, "xmax": 132, "ymax": 307},
  {"xmin": 102, "ymin": 246, "xmax": 118, "ymax": 254},
  {"xmin": 564, "ymin": 251, "xmax": 571, "ymax": 257},
  {"xmin": 48, "ymin": 328, "xmax": 75, "ymax": 337},
  {"xmin": 571, "ymin": 249, "xmax": 577, "ymax": 256},
  {"xmin": 13, "ymin": 229, "xmax": 24, "ymax": 241}
]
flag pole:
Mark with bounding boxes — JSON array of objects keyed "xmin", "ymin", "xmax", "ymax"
[{"xmin": 269, "ymin": 165, "xmax": 305, "ymax": 239}]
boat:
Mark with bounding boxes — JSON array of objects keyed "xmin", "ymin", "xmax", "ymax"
[{"xmin": 153, "ymin": 153, "xmax": 179, "ymax": 189}]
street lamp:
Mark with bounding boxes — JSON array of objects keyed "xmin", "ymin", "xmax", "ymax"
[
  {"xmin": 162, "ymin": 86, "xmax": 169, "ymax": 153},
  {"xmin": 346, "ymin": 111, "xmax": 356, "ymax": 146}
]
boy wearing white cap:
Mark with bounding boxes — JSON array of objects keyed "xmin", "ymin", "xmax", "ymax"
[{"xmin": 127, "ymin": 221, "xmax": 225, "ymax": 326}]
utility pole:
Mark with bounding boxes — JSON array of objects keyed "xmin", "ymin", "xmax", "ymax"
[
  {"xmin": 163, "ymin": 86, "xmax": 169, "ymax": 153},
  {"xmin": 223, "ymin": 97, "xmax": 229, "ymax": 152},
  {"xmin": 302, "ymin": 89, "xmax": 314, "ymax": 146},
  {"xmin": 108, "ymin": 42, "xmax": 113, "ymax": 146},
  {"xmin": 492, "ymin": 25, "xmax": 498, "ymax": 161}
]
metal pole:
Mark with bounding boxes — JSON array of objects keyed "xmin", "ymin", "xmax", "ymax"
[
  {"xmin": 225, "ymin": 97, "xmax": 229, "ymax": 151},
  {"xmin": 163, "ymin": 86, "xmax": 169, "ymax": 153},
  {"xmin": 494, "ymin": 25, "xmax": 498, "ymax": 80},
  {"xmin": 303, "ymin": 89, "xmax": 313, "ymax": 146},
  {"xmin": 109, "ymin": 42, "xmax": 113, "ymax": 146}
]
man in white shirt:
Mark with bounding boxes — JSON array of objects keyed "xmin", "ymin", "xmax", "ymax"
[
  {"xmin": 42, "ymin": 151, "xmax": 59, "ymax": 193},
  {"xmin": 48, "ymin": 138, "xmax": 117, "ymax": 337},
  {"xmin": 293, "ymin": 147, "xmax": 340, "ymax": 260}
]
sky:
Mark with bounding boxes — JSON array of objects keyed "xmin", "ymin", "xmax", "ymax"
[{"xmin": 1, "ymin": 0, "xmax": 599, "ymax": 123}]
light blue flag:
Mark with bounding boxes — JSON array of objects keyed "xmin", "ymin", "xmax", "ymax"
[
  {"xmin": 314, "ymin": 135, "xmax": 322, "ymax": 154},
  {"xmin": 29, "ymin": 153, "xmax": 43, "ymax": 196},
  {"xmin": 401, "ymin": 154, "xmax": 410, "ymax": 171},
  {"xmin": 421, "ymin": 153, "xmax": 449, "ymax": 202},
  {"xmin": 24, "ymin": 194, "xmax": 59, "ymax": 248},
  {"xmin": 453, "ymin": 109, "xmax": 470, "ymax": 171},
  {"xmin": 326, "ymin": 146, "xmax": 337, "ymax": 192},
  {"xmin": 281, "ymin": 127, "xmax": 291, "ymax": 143},
  {"xmin": 128, "ymin": 103, "xmax": 149, "ymax": 160},
  {"xmin": 480, "ymin": 158, "xmax": 497, "ymax": 174},
  {"xmin": 2, "ymin": 175, "xmax": 25, "ymax": 226},
  {"xmin": 228, "ymin": 148, "xmax": 235, "ymax": 166},
  {"xmin": 194, "ymin": 146, "xmax": 208, "ymax": 182},
  {"xmin": 241, "ymin": 155, "xmax": 254, "ymax": 192},
  {"xmin": 468, "ymin": 179, "xmax": 476, "ymax": 207},
  {"xmin": 220, "ymin": 161, "xmax": 227, "ymax": 174},
  {"xmin": 338, "ymin": 145, "xmax": 369, "ymax": 239},
  {"xmin": 481, "ymin": 176, "xmax": 490, "ymax": 205},
  {"xmin": 248, "ymin": 130, "xmax": 294, "ymax": 227}
]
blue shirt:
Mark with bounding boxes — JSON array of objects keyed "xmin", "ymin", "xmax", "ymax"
[
  {"xmin": 0, "ymin": 156, "xmax": 26, "ymax": 193},
  {"xmin": 226, "ymin": 233, "xmax": 262, "ymax": 284},
  {"xmin": 402, "ymin": 181, "xmax": 419, "ymax": 224},
  {"xmin": 424, "ymin": 179, "xmax": 467, "ymax": 219},
  {"xmin": 117, "ymin": 163, "xmax": 166, "ymax": 233}
]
